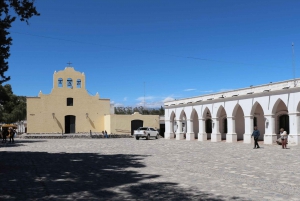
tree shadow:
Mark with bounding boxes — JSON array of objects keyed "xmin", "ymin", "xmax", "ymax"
[
  {"xmin": 0, "ymin": 151, "xmax": 247, "ymax": 200},
  {"xmin": 1, "ymin": 140, "xmax": 47, "ymax": 147}
]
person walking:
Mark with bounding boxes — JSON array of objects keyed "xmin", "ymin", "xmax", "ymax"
[
  {"xmin": 280, "ymin": 128, "xmax": 288, "ymax": 149},
  {"xmin": 251, "ymin": 126, "xmax": 260, "ymax": 149},
  {"xmin": 9, "ymin": 128, "xmax": 15, "ymax": 143},
  {"xmin": 104, "ymin": 130, "xmax": 108, "ymax": 138}
]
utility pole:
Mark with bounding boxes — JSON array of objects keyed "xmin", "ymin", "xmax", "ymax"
[{"xmin": 292, "ymin": 42, "xmax": 296, "ymax": 87}]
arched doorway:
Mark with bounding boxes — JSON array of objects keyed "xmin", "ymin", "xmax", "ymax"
[
  {"xmin": 217, "ymin": 105, "xmax": 227, "ymax": 141},
  {"xmin": 178, "ymin": 110, "xmax": 187, "ymax": 139},
  {"xmin": 65, "ymin": 115, "xmax": 76, "ymax": 134},
  {"xmin": 273, "ymin": 99, "xmax": 289, "ymax": 136},
  {"xmin": 203, "ymin": 108, "xmax": 212, "ymax": 140},
  {"xmin": 170, "ymin": 111, "xmax": 176, "ymax": 139},
  {"xmin": 233, "ymin": 104, "xmax": 245, "ymax": 141},
  {"xmin": 279, "ymin": 115, "xmax": 289, "ymax": 134},
  {"xmin": 206, "ymin": 119, "xmax": 212, "ymax": 134},
  {"xmin": 191, "ymin": 109, "xmax": 199, "ymax": 139},
  {"xmin": 131, "ymin": 120, "xmax": 143, "ymax": 135},
  {"xmin": 251, "ymin": 102, "xmax": 265, "ymax": 141}
]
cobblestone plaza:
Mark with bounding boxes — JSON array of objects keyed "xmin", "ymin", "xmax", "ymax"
[{"xmin": 1, "ymin": 138, "xmax": 299, "ymax": 200}]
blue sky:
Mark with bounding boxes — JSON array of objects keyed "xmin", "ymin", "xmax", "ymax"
[{"xmin": 6, "ymin": 0, "xmax": 300, "ymax": 108}]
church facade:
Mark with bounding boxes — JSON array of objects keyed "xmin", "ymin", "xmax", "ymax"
[
  {"xmin": 164, "ymin": 79, "xmax": 300, "ymax": 145},
  {"xmin": 26, "ymin": 67, "xmax": 159, "ymax": 134}
]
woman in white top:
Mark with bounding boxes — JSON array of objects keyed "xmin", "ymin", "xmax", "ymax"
[{"xmin": 280, "ymin": 128, "xmax": 288, "ymax": 149}]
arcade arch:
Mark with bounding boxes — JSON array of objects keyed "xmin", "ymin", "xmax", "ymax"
[
  {"xmin": 251, "ymin": 102, "xmax": 265, "ymax": 141},
  {"xmin": 232, "ymin": 104, "xmax": 245, "ymax": 141},
  {"xmin": 179, "ymin": 110, "xmax": 187, "ymax": 134},
  {"xmin": 190, "ymin": 109, "xmax": 199, "ymax": 139},
  {"xmin": 203, "ymin": 107, "xmax": 212, "ymax": 140},
  {"xmin": 170, "ymin": 111, "xmax": 176, "ymax": 139},
  {"xmin": 217, "ymin": 105, "xmax": 227, "ymax": 141},
  {"xmin": 273, "ymin": 99, "xmax": 289, "ymax": 135}
]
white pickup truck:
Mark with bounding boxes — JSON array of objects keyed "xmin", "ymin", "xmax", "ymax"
[{"xmin": 133, "ymin": 127, "xmax": 159, "ymax": 140}]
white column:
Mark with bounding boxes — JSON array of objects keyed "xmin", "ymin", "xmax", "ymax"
[
  {"xmin": 226, "ymin": 117, "xmax": 237, "ymax": 143},
  {"xmin": 186, "ymin": 119, "xmax": 195, "ymax": 141},
  {"xmin": 211, "ymin": 117, "xmax": 221, "ymax": 142},
  {"xmin": 264, "ymin": 114, "xmax": 276, "ymax": 144},
  {"xmin": 198, "ymin": 118, "xmax": 207, "ymax": 141},
  {"xmin": 164, "ymin": 120, "xmax": 175, "ymax": 139},
  {"xmin": 176, "ymin": 120, "xmax": 184, "ymax": 140},
  {"xmin": 243, "ymin": 115, "xmax": 253, "ymax": 144},
  {"xmin": 288, "ymin": 113, "xmax": 300, "ymax": 145}
]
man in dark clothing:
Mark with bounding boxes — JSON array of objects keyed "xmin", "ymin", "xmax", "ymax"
[
  {"xmin": 9, "ymin": 128, "xmax": 15, "ymax": 143},
  {"xmin": 251, "ymin": 126, "xmax": 260, "ymax": 149}
]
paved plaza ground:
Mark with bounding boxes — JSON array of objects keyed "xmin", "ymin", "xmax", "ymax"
[{"xmin": 0, "ymin": 138, "xmax": 300, "ymax": 200}]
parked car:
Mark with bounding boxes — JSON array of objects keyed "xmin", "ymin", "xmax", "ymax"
[{"xmin": 133, "ymin": 127, "xmax": 159, "ymax": 140}]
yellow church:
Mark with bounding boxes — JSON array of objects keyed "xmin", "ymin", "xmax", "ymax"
[{"xmin": 26, "ymin": 67, "xmax": 159, "ymax": 134}]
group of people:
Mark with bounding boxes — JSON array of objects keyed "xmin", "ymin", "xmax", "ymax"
[
  {"xmin": 1, "ymin": 127, "xmax": 16, "ymax": 143},
  {"xmin": 102, "ymin": 130, "xmax": 108, "ymax": 138},
  {"xmin": 251, "ymin": 126, "xmax": 288, "ymax": 149}
]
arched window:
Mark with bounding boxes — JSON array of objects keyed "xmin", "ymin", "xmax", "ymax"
[
  {"xmin": 205, "ymin": 119, "xmax": 212, "ymax": 133},
  {"xmin": 58, "ymin": 78, "xmax": 63, "ymax": 88},
  {"xmin": 67, "ymin": 78, "xmax": 73, "ymax": 88},
  {"xmin": 77, "ymin": 79, "xmax": 81, "ymax": 88}
]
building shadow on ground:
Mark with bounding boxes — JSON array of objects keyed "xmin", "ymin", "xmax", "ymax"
[
  {"xmin": 0, "ymin": 151, "xmax": 247, "ymax": 200},
  {"xmin": 1, "ymin": 140, "xmax": 47, "ymax": 148}
]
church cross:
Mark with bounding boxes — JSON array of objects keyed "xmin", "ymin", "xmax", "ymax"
[{"xmin": 67, "ymin": 61, "xmax": 72, "ymax": 66}]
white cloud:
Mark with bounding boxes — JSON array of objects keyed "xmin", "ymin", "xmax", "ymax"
[
  {"xmin": 136, "ymin": 96, "xmax": 155, "ymax": 101},
  {"xmin": 199, "ymin": 90, "xmax": 214, "ymax": 93},
  {"xmin": 111, "ymin": 101, "xmax": 123, "ymax": 107},
  {"xmin": 163, "ymin": 96, "xmax": 175, "ymax": 102},
  {"xmin": 134, "ymin": 95, "xmax": 176, "ymax": 108},
  {"xmin": 136, "ymin": 101, "xmax": 163, "ymax": 108},
  {"xmin": 114, "ymin": 103, "xmax": 123, "ymax": 107},
  {"xmin": 184, "ymin": 88, "xmax": 196, "ymax": 92}
]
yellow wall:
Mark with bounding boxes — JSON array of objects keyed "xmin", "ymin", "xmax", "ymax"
[
  {"xmin": 27, "ymin": 67, "xmax": 110, "ymax": 133},
  {"xmin": 106, "ymin": 112, "xmax": 159, "ymax": 134},
  {"xmin": 27, "ymin": 67, "xmax": 159, "ymax": 134}
]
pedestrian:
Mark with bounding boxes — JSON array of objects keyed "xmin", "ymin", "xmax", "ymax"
[
  {"xmin": 105, "ymin": 130, "xmax": 108, "ymax": 138},
  {"xmin": 102, "ymin": 131, "xmax": 105, "ymax": 138},
  {"xmin": 251, "ymin": 126, "xmax": 260, "ymax": 149},
  {"xmin": 280, "ymin": 128, "xmax": 288, "ymax": 149},
  {"xmin": 2, "ymin": 129, "xmax": 7, "ymax": 143},
  {"xmin": 9, "ymin": 128, "xmax": 15, "ymax": 143}
]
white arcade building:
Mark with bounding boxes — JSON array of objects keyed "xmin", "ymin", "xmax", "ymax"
[{"xmin": 164, "ymin": 79, "xmax": 300, "ymax": 145}]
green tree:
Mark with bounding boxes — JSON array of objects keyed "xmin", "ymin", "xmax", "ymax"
[
  {"xmin": 0, "ymin": 0, "xmax": 40, "ymax": 84},
  {"xmin": 114, "ymin": 106, "xmax": 165, "ymax": 115},
  {"xmin": 0, "ymin": 84, "xmax": 26, "ymax": 123}
]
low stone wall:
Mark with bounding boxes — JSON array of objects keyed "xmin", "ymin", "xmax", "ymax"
[{"xmin": 19, "ymin": 134, "xmax": 133, "ymax": 139}]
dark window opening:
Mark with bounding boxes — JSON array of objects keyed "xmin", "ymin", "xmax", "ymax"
[{"xmin": 67, "ymin": 98, "xmax": 73, "ymax": 106}]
